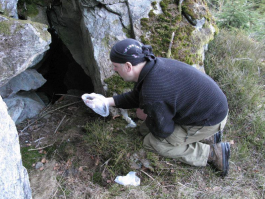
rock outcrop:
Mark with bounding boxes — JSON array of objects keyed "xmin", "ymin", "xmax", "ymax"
[
  {"xmin": 48, "ymin": 0, "xmax": 216, "ymax": 95},
  {"xmin": 0, "ymin": 96, "xmax": 32, "ymax": 199},
  {"xmin": 0, "ymin": 15, "xmax": 51, "ymax": 87},
  {"xmin": 0, "ymin": 69, "xmax": 47, "ymax": 98},
  {"xmin": 0, "ymin": 14, "xmax": 51, "ymax": 123},
  {"xmin": 0, "ymin": 0, "xmax": 18, "ymax": 18}
]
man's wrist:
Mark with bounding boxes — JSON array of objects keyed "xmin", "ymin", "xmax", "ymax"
[{"xmin": 107, "ymin": 97, "xmax": 115, "ymax": 107}]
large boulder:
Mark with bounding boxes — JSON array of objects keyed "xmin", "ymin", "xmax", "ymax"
[
  {"xmin": 0, "ymin": 15, "xmax": 51, "ymax": 88},
  {"xmin": 0, "ymin": 96, "xmax": 32, "ymax": 199},
  {"xmin": 4, "ymin": 91, "xmax": 45, "ymax": 124},
  {"xmin": 0, "ymin": 69, "xmax": 47, "ymax": 98},
  {"xmin": 0, "ymin": 0, "xmax": 18, "ymax": 18},
  {"xmin": 48, "ymin": 0, "xmax": 216, "ymax": 95}
]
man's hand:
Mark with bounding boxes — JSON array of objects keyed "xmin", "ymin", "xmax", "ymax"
[
  {"xmin": 82, "ymin": 93, "xmax": 109, "ymax": 117},
  {"xmin": 136, "ymin": 108, "xmax": 147, "ymax": 121}
]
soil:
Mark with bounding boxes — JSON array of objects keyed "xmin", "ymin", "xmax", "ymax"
[{"xmin": 17, "ymin": 95, "xmax": 109, "ymax": 198}]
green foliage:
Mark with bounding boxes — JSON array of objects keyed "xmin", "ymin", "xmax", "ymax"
[
  {"xmin": 104, "ymin": 74, "xmax": 134, "ymax": 96},
  {"xmin": 84, "ymin": 119, "xmax": 142, "ymax": 178},
  {"xmin": 17, "ymin": 0, "xmax": 40, "ymax": 18},
  {"xmin": 204, "ymin": 29, "xmax": 265, "ymax": 155},
  {"xmin": 0, "ymin": 20, "xmax": 11, "ymax": 35},
  {"xmin": 208, "ymin": 0, "xmax": 265, "ymax": 40},
  {"xmin": 21, "ymin": 147, "xmax": 44, "ymax": 170},
  {"xmin": 216, "ymin": 0, "xmax": 249, "ymax": 29}
]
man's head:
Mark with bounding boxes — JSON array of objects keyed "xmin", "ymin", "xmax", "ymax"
[{"xmin": 110, "ymin": 38, "xmax": 156, "ymax": 82}]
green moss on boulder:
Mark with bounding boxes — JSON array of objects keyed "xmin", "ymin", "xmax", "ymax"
[
  {"xmin": 140, "ymin": 0, "xmax": 216, "ymax": 66},
  {"xmin": 104, "ymin": 74, "xmax": 134, "ymax": 97},
  {"xmin": 0, "ymin": 20, "xmax": 11, "ymax": 35}
]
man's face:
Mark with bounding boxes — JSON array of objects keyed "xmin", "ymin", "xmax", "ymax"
[{"xmin": 112, "ymin": 62, "xmax": 130, "ymax": 81}]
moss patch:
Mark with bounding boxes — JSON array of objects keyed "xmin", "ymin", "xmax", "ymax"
[
  {"xmin": 104, "ymin": 74, "xmax": 134, "ymax": 96},
  {"xmin": 21, "ymin": 147, "xmax": 44, "ymax": 170},
  {"xmin": 140, "ymin": 0, "xmax": 215, "ymax": 65},
  {"xmin": 0, "ymin": 20, "xmax": 11, "ymax": 35},
  {"xmin": 17, "ymin": 0, "xmax": 43, "ymax": 18}
]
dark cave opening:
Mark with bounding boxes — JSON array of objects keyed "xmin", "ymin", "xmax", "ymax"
[{"xmin": 36, "ymin": 29, "xmax": 94, "ymax": 104}]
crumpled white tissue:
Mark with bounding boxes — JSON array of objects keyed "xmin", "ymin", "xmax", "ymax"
[
  {"xmin": 120, "ymin": 109, "xmax": 137, "ymax": 128},
  {"xmin": 114, "ymin": 171, "xmax": 140, "ymax": 186}
]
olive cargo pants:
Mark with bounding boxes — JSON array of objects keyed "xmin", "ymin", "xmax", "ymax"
[{"xmin": 140, "ymin": 115, "xmax": 228, "ymax": 166}]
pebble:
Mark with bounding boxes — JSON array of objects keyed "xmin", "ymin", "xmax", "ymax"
[{"xmin": 35, "ymin": 162, "xmax": 44, "ymax": 169}]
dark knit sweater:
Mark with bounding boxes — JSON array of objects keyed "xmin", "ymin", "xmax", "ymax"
[{"xmin": 113, "ymin": 58, "xmax": 228, "ymax": 138}]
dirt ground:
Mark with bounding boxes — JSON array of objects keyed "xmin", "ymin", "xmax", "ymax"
[{"xmin": 17, "ymin": 95, "xmax": 111, "ymax": 199}]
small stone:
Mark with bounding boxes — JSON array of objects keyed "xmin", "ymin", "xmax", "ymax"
[{"xmin": 35, "ymin": 162, "xmax": 43, "ymax": 169}]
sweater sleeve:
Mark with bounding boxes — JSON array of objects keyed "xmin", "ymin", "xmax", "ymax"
[
  {"xmin": 113, "ymin": 89, "xmax": 140, "ymax": 109},
  {"xmin": 144, "ymin": 101, "xmax": 175, "ymax": 138}
]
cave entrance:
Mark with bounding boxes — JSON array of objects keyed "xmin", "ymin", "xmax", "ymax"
[{"xmin": 36, "ymin": 30, "xmax": 94, "ymax": 104}]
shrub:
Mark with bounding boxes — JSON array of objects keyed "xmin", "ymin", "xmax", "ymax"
[{"xmin": 204, "ymin": 29, "xmax": 265, "ymax": 153}]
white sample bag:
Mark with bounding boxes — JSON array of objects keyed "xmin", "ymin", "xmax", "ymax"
[
  {"xmin": 114, "ymin": 171, "xmax": 140, "ymax": 186},
  {"xmin": 82, "ymin": 93, "xmax": 109, "ymax": 117}
]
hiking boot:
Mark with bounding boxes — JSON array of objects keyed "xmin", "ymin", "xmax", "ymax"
[
  {"xmin": 208, "ymin": 142, "xmax": 230, "ymax": 177},
  {"xmin": 202, "ymin": 130, "xmax": 223, "ymax": 145}
]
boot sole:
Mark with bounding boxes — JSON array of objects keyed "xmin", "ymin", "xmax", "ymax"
[{"xmin": 221, "ymin": 142, "xmax": 230, "ymax": 177}]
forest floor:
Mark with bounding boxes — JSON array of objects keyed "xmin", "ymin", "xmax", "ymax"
[{"xmin": 18, "ymin": 96, "xmax": 265, "ymax": 199}]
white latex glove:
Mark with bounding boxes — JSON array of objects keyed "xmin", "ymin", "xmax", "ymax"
[{"xmin": 81, "ymin": 93, "xmax": 109, "ymax": 117}]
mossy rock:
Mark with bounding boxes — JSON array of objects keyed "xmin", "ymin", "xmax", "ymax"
[
  {"xmin": 17, "ymin": 0, "xmax": 47, "ymax": 19},
  {"xmin": 104, "ymin": 74, "xmax": 134, "ymax": 97},
  {"xmin": 140, "ymin": 0, "xmax": 216, "ymax": 66}
]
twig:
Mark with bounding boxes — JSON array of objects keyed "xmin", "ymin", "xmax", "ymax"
[
  {"xmin": 20, "ymin": 101, "xmax": 82, "ymax": 133},
  {"xmin": 54, "ymin": 115, "xmax": 66, "ymax": 134},
  {"xmin": 178, "ymin": 0, "xmax": 184, "ymax": 14},
  {"xmin": 232, "ymin": 58, "xmax": 253, "ymax": 61},
  {"xmin": 51, "ymin": 188, "xmax": 58, "ymax": 199},
  {"xmin": 166, "ymin": 32, "xmax": 175, "ymax": 58},
  {"xmin": 140, "ymin": 170, "xmax": 161, "ymax": 186},
  {"xmin": 57, "ymin": 182, "xmax": 66, "ymax": 199},
  {"xmin": 101, "ymin": 158, "xmax": 111, "ymax": 167},
  {"xmin": 34, "ymin": 137, "xmax": 45, "ymax": 143},
  {"xmin": 55, "ymin": 94, "xmax": 81, "ymax": 98},
  {"xmin": 28, "ymin": 143, "xmax": 54, "ymax": 151}
]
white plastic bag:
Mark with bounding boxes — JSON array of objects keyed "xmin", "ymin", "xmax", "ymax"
[
  {"xmin": 82, "ymin": 93, "xmax": 109, "ymax": 117},
  {"xmin": 120, "ymin": 109, "xmax": 137, "ymax": 128},
  {"xmin": 114, "ymin": 171, "xmax": 140, "ymax": 186}
]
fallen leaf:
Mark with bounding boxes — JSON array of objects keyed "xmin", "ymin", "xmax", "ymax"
[
  {"xmin": 112, "ymin": 115, "xmax": 120, "ymax": 120},
  {"xmin": 66, "ymin": 159, "xmax": 72, "ymax": 168},
  {"xmin": 213, "ymin": 186, "xmax": 221, "ymax": 191},
  {"xmin": 53, "ymin": 166, "xmax": 59, "ymax": 171},
  {"xmin": 95, "ymin": 157, "xmax": 100, "ymax": 166}
]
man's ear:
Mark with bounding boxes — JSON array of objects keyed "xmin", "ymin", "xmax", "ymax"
[{"xmin": 125, "ymin": 62, "xmax": 133, "ymax": 72}]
